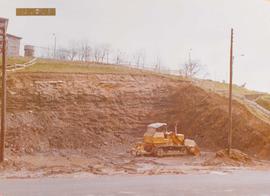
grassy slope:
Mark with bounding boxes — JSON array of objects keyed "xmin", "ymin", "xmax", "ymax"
[
  {"xmin": 1, "ymin": 57, "xmax": 151, "ymax": 75},
  {"xmin": 198, "ymin": 79, "xmax": 270, "ymax": 110},
  {"xmin": 18, "ymin": 58, "xmax": 157, "ymax": 75},
  {"xmin": 197, "ymin": 79, "xmax": 259, "ymax": 96},
  {"xmin": 256, "ymin": 95, "xmax": 270, "ymax": 111},
  {"xmin": 196, "ymin": 79, "xmax": 270, "ymax": 124},
  {"xmin": 0, "ymin": 56, "xmax": 32, "ymax": 66}
]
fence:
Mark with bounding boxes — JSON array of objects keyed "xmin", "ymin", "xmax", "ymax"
[{"xmin": 7, "ymin": 58, "xmax": 37, "ymax": 72}]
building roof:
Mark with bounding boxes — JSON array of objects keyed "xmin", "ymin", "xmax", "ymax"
[
  {"xmin": 7, "ymin": 33, "xmax": 22, "ymax": 40},
  {"xmin": 0, "ymin": 17, "xmax": 8, "ymax": 21},
  {"xmin": 0, "ymin": 17, "xmax": 8, "ymax": 25}
]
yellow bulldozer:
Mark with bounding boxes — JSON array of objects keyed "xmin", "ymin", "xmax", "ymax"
[{"xmin": 131, "ymin": 123, "xmax": 200, "ymax": 157}]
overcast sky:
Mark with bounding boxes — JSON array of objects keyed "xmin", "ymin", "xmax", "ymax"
[{"xmin": 0, "ymin": 0, "xmax": 270, "ymax": 92}]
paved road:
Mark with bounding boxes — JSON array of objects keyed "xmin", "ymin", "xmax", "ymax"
[{"xmin": 0, "ymin": 170, "xmax": 270, "ymax": 196}]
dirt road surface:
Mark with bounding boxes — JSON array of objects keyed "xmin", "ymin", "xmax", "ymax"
[{"xmin": 1, "ymin": 170, "xmax": 270, "ymax": 196}]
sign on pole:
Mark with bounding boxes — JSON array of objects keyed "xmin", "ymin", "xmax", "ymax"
[{"xmin": 16, "ymin": 8, "xmax": 56, "ymax": 16}]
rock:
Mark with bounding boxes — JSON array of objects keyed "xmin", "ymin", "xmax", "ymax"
[{"xmin": 216, "ymin": 149, "xmax": 252, "ymax": 163}]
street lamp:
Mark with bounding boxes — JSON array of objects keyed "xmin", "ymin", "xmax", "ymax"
[
  {"xmin": 233, "ymin": 54, "xmax": 245, "ymax": 61},
  {"xmin": 0, "ymin": 17, "xmax": 8, "ymax": 163},
  {"xmin": 52, "ymin": 33, "xmax": 56, "ymax": 58}
]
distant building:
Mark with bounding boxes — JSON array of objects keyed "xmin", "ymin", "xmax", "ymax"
[
  {"xmin": 7, "ymin": 34, "xmax": 22, "ymax": 56},
  {"xmin": 24, "ymin": 45, "xmax": 35, "ymax": 57}
]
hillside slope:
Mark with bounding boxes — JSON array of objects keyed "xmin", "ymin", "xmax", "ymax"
[{"xmin": 2, "ymin": 72, "xmax": 270, "ymax": 160}]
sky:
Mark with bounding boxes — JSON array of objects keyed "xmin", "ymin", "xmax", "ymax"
[{"xmin": 0, "ymin": 0, "xmax": 270, "ymax": 92}]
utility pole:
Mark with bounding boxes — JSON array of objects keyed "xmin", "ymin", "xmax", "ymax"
[
  {"xmin": 228, "ymin": 28, "xmax": 234, "ymax": 155},
  {"xmin": 0, "ymin": 17, "xmax": 8, "ymax": 163},
  {"xmin": 53, "ymin": 33, "xmax": 56, "ymax": 59},
  {"xmin": 188, "ymin": 48, "xmax": 192, "ymax": 65}
]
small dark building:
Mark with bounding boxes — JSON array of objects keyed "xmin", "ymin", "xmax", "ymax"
[
  {"xmin": 24, "ymin": 45, "xmax": 35, "ymax": 57},
  {"xmin": 7, "ymin": 34, "xmax": 22, "ymax": 56}
]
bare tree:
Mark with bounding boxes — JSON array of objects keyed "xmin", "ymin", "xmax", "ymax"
[
  {"xmin": 114, "ymin": 50, "xmax": 125, "ymax": 65},
  {"xmin": 57, "ymin": 48, "xmax": 69, "ymax": 60},
  {"xmin": 93, "ymin": 46, "xmax": 103, "ymax": 63},
  {"xmin": 78, "ymin": 40, "xmax": 92, "ymax": 62},
  {"xmin": 182, "ymin": 60, "xmax": 203, "ymax": 78},
  {"xmin": 92, "ymin": 44, "xmax": 111, "ymax": 63},
  {"xmin": 133, "ymin": 50, "xmax": 146, "ymax": 67},
  {"xmin": 102, "ymin": 44, "xmax": 111, "ymax": 64},
  {"xmin": 78, "ymin": 41, "xmax": 85, "ymax": 61},
  {"xmin": 67, "ymin": 41, "xmax": 78, "ymax": 61},
  {"xmin": 154, "ymin": 56, "xmax": 162, "ymax": 72}
]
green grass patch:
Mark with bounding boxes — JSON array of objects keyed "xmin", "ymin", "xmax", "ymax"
[
  {"xmin": 3, "ymin": 57, "xmax": 150, "ymax": 75},
  {"xmin": 22, "ymin": 61, "xmax": 137, "ymax": 74},
  {"xmin": 198, "ymin": 79, "xmax": 259, "ymax": 95},
  {"xmin": 256, "ymin": 95, "xmax": 270, "ymax": 111},
  {"xmin": 0, "ymin": 56, "xmax": 32, "ymax": 66}
]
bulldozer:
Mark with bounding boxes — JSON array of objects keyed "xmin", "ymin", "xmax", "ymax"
[{"xmin": 131, "ymin": 123, "xmax": 200, "ymax": 157}]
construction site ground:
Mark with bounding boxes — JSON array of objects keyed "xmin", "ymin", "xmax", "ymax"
[
  {"xmin": 1, "ymin": 150, "xmax": 270, "ymax": 178},
  {"xmin": 1, "ymin": 61, "xmax": 270, "ymax": 178}
]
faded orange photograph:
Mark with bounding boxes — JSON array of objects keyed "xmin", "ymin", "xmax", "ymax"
[{"xmin": 0, "ymin": 0, "xmax": 270, "ymax": 195}]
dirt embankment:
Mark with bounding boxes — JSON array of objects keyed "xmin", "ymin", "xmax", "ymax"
[{"xmin": 1, "ymin": 72, "xmax": 270, "ymax": 161}]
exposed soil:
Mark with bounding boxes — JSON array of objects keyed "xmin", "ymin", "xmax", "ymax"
[
  {"xmin": 203, "ymin": 149, "xmax": 254, "ymax": 167},
  {"xmin": 0, "ymin": 72, "xmax": 270, "ymax": 177}
]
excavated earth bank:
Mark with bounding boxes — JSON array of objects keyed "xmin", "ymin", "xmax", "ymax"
[{"xmin": 0, "ymin": 72, "xmax": 270, "ymax": 176}]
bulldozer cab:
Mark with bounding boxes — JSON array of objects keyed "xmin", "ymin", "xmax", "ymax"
[
  {"xmin": 144, "ymin": 123, "xmax": 167, "ymax": 144},
  {"xmin": 146, "ymin": 123, "xmax": 167, "ymax": 133}
]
